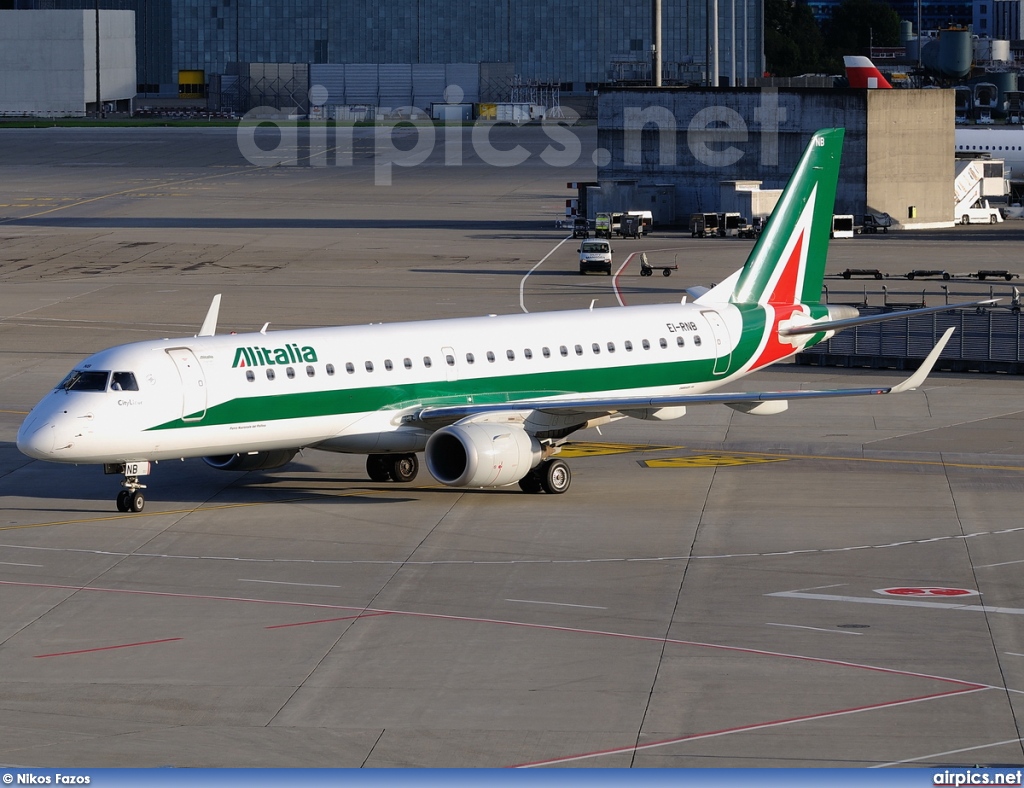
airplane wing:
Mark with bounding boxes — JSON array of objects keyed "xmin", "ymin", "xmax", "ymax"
[{"xmin": 412, "ymin": 327, "xmax": 955, "ymax": 428}]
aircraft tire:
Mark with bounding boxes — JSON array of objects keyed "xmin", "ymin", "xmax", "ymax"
[
  {"xmin": 128, "ymin": 491, "xmax": 145, "ymax": 513},
  {"xmin": 539, "ymin": 459, "xmax": 571, "ymax": 495},
  {"xmin": 366, "ymin": 454, "xmax": 393, "ymax": 482},
  {"xmin": 390, "ymin": 453, "xmax": 419, "ymax": 483},
  {"xmin": 116, "ymin": 490, "xmax": 130, "ymax": 512},
  {"xmin": 962, "ymin": 215, "xmax": 970, "ymax": 225}
]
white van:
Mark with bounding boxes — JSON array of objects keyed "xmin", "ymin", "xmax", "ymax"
[{"xmin": 578, "ymin": 239, "xmax": 613, "ymax": 275}]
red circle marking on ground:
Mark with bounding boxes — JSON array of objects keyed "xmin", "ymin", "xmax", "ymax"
[{"xmin": 877, "ymin": 587, "xmax": 977, "ymax": 597}]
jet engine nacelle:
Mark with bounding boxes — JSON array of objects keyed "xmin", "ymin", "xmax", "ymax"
[
  {"xmin": 425, "ymin": 422, "xmax": 541, "ymax": 487},
  {"xmin": 203, "ymin": 449, "xmax": 298, "ymax": 472}
]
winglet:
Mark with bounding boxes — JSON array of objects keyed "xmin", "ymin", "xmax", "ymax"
[
  {"xmin": 889, "ymin": 327, "xmax": 955, "ymax": 394},
  {"xmin": 197, "ymin": 294, "xmax": 222, "ymax": 337}
]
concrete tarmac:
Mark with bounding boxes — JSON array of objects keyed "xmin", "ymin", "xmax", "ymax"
[{"xmin": 1, "ymin": 127, "xmax": 1024, "ymax": 767}]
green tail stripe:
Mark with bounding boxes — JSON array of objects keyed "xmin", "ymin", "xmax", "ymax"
[{"xmin": 731, "ymin": 128, "xmax": 844, "ymax": 306}]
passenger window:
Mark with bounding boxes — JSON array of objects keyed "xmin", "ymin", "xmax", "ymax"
[
  {"xmin": 642, "ymin": 339, "xmax": 651, "ymax": 350},
  {"xmin": 524, "ymin": 348, "xmax": 533, "ymax": 359},
  {"xmin": 487, "ymin": 351, "xmax": 495, "ymax": 362},
  {"xmin": 423, "ymin": 356, "xmax": 432, "ymax": 368},
  {"xmin": 266, "ymin": 369, "xmax": 275, "ymax": 380},
  {"xmin": 542, "ymin": 347, "xmax": 551, "ymax": 358},
  {"xmin": 111, "ymin": 372, "xmax": 139, "ymax": 391},
  {"xmin": 507, "ymin": 349, "xmax": 515, "ymax": 361},
  {"xmin": 625, "ymin": 340, "xmax": 633, "ymax": 351},
  {"xmin": 404, "ymin": 358, "xmax": 412, "ymax": 369},
  {"xmin": 384, "ymin": 359, "xmax": 394, "ymax": 371},
  {"xmin": 560, "ymin": 346, "xmax": 568, "ymax": 357},
  {"xmin": 326, "ymin": 364, "xmax": 336, "ymax": 375},
  {"xmin": 659, "ymin": 338, "xmax": 668, "ymax": 349},
  {"xmin": 246, "ymin": 370, "xmax": 255, "ymax": 382},
  {"xmin": 286, "ymin": 366, "xmax": 295, "ymax": 379},
  {"xmin": 306, "ymin": 365, "xmax": 315, "ymax": 377},
  {"xmin": 607, "ymin": 342, "xmax": 615, "ymax": 353},
  {"xmin": 575, "ymin": 344, "xmax": 583, "ymax": 356},
  {"xmin": 694, "ymin": 335, "xmax": 702, "ymax": 346},
  {"xmin": 676, "ymin": 336, "xmax": 685, "ymax": 347},
  {"xmin": 365, "ymin": 361, "xmax": 374, "ymax": 372},
  {"xmin": 466, "ymin": 352, "xmax": 475, "ymax": 364},
  {"xmin": 446, "ymin": 354, "xmax": 455, "ymax": 366},
  {"xmin": 592, "ymin": 343, "xmax": 600, "ymax": 354},
  {"xmin": 345, "ymin": 362, "xmax": 355, "ymax": 374}
]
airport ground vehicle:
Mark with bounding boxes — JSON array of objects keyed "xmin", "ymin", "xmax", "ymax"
[
  {"xmin": 960, "ymin": 200, "xmax": 1003, "ymax": 225},
  {"xmin": 689, "ymin": 212, "xmax": 719, "ymax": 237},
  {"xmin": 578, "ymin": 238, "xmax": 613, "ymax": 275},
  {"xmin": 639, "ymin": 252, "xmax": 677, "ymax": 277},
  {"xmin": 862, "ymin": 212, "xmax": 892, "ymax": 233},
  {"xmin": 595, "ymin": 213, "xmax": 612, "ymax": 238}
]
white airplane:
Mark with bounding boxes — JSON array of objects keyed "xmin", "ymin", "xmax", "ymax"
[
  {"xmin": 843, "ymin": 55, "xmax": 1024, "ymax": 180},
  {"xmin": 18, "ymin": 128, "xmax": 979, "ymax": 512}
]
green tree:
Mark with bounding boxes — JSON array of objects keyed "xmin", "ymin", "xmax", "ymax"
[
  {"xmin": 764, "ymin": 0, "xmax": 828, "ymax": 77},
  {"xmin": 822, "ymin": 0, "xmax": 902, "ymax": 72}
]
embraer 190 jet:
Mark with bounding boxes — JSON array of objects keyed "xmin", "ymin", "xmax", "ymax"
[{"xmin": 18, "ymin": 128, "xmax": 977, "ymax": 512}]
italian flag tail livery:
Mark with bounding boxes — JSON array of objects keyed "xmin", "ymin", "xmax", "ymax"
[{"xmin": 730, "ymin": 128, "xmax": 844, "ymax": 309}]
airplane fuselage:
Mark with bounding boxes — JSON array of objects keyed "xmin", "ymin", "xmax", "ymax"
[
  {"xmin": 16, "ymin": 300, "xmax": 820, "ymax": 466},
  {"xmin": 955, "ymin": 126, "xmax": 1024, "ymax": 180}
]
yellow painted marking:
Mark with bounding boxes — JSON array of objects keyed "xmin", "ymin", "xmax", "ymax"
[
  {"xmin": 558, "ymin": 442, "xmax": 681, "ymax": 458},
  {"xmin": 0, "ymin": 410, "xmax": 29, "ymax": 415},
  {"xmin": 643, "ymin": 454, "xmax": 789, "ymax": 468},
  {"xmin": 713, "ymin": 449, "xmax": 1024, "ymax": 473}
]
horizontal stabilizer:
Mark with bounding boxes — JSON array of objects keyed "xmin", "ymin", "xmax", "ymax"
[{"xmin": 780, "ymin": 299, "xmax": 997, "ymax": 336}]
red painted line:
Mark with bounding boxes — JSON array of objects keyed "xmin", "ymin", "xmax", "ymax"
[
  {"xmin": 34, "ymin": 637, "xmax": 183, "ymax": 659},
  {"xmin": 512, "ymin": 685, "xmax": 990, "ymax": 767},
  {"xmin": 0, "ymin": 579, "xmax": 982, "ymax": 689},
  {"xmin": 265, "ymin": 611, "xmax": 394, "ymax": 629}
]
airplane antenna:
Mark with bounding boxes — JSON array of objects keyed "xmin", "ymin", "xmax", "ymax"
[
  {"xmin": 197, "ymin": 294, "xmax": 222, "ymax": 337},
  {"xmin": 589, "ymin": 299, "xmax": 597, "ymax": 311},
  {"xmin": 260, "ymin": 322, "xmax": 270, "ymax": 334}
]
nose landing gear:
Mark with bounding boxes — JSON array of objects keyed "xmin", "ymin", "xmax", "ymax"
[
  {"xmin": 115, "ymin": 478, "xmax": 146, "ymax": 512},
  {"xmin": 104, "ymin": 461, "xmax": 151, "ymax": 513}
]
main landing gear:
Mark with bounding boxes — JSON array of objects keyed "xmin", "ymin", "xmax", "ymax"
[
  {"xmin": 517, "ymin": 458, "xmax": 571, "ymax": 494},
  {"xmin": 366, "ymin": 453, "xmax": 419, "ymax": 483}
]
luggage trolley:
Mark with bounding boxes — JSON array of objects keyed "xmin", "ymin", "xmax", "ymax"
[{"xmin": 639, "ymin": 252, "xmax": 677, "ymax": 277}]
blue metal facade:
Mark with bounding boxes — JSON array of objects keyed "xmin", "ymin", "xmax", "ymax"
[{"xmin": 12, "ymin": 0, "xmax": 763, "ymax": 90}]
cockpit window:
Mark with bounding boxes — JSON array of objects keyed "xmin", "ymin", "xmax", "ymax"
[
  {"xmin": 111, "ymin": 372, "xmax": 139, "ymax": 391},
  {"xmin": 57, "ymin": 370, "xmax": 109, "ymax": 392}
]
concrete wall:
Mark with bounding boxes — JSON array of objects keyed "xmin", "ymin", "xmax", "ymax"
[
  {"xmin": 595, "ymin": 87, "xmax": 952, "ymax": 228},
  {"xmin": 0, "ymin": 10, "xmax": 135, "ymax": 116},
  {"xmin": 866, "ymin": 89, "xmax": 954, "ymax": 228},
  {"xmin": 83, "ymin": 10, "xmax": 137, "ymax": 110}
]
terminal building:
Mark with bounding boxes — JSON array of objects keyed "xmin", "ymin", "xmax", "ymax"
[{"xmin": 2, "ymin": 0, "xmax": 763, "ymax": 97}]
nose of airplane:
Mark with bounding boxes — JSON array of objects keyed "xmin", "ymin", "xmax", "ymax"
[{"xmin": 16, "ymin": 416, "xmax": 56, "ymax": 459}]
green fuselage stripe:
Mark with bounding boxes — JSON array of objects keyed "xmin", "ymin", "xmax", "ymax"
[{"xmin": 148, "ymin": 305, "xmax": 827, "ymax": 431}]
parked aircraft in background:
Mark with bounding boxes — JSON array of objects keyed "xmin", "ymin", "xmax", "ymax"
[
  {"xmin": 844, "ymin": 55, "xmax": 1024, "ymax": 180},
  {"xmin": 18, "ymin": 129, "xmax": 975, "ymax": 512}
]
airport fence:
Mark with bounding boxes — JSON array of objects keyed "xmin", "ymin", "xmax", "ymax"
[{"xmin": 795, "ymin": 291, "xmax": 1024, "ymax": 373}]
